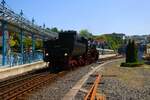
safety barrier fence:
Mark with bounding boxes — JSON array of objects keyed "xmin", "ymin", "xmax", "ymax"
[{"xmin": 0, "ymin": 51, "xmax": 43, "ymax": 67}]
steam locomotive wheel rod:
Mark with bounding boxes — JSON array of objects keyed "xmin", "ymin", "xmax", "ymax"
[{"xmin": 0, "ymin": 71, "xmax": 66, "ymax": 100}]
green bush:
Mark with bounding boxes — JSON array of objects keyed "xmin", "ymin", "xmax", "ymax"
[
  {"xmin": 126, "ymin": 40, "xmax": 138, "ymax": 63},
  {"xmin": 121, "ymin": 39, "xmax": 143, "ymax": 67},
  {"xmin": 121, "ymin": 62, "xmax": 144, "ymax": 67}
]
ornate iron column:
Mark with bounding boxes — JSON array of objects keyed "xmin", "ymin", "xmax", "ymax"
[{"xmin": 20, "ymin": 10, "xmax": 24, "ymax": 64}]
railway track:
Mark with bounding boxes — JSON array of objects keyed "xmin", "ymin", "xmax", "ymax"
[
  {"xmin": 0, "ymin": 70, "xmax": 66, "ymax": 100},
  {"xmin": 0, "ymin": 72, "xmax": 48, "ymax": 93},
  {"xmin": 0, "ymin": 55, "xmax": 123, "ymax": 100},
  {"xmin": 0, "ymin": 67, "xmax": 49, "ymax": 86}
]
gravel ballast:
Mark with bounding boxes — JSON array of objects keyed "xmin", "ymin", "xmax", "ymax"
[
  {"xmin": 25, "ymin": 63, "xmax": 100, "ymax": 100},
  {"xmin": 75, "ymin": 59, "xmax": 150, "ymax": 100},
  {"xmin": 99, "ymin": 77, "xmax": 150, "ymax": 100}
]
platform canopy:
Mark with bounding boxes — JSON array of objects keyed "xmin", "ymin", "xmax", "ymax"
[{"xmin": 0, "ymin": 3, "xmax": 58, "ymax": 40}]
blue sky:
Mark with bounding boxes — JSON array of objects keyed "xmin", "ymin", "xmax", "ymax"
[{"xmin": 5, "ymin": 0, "xmax": 150, "ymax": 35}]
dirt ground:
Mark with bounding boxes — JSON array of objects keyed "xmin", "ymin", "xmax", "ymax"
[
  {"xmin": 96, "ymin": 59, "xmax": 150, "ymax": 100},
  {"xmin": 98, "ymin": 59, "xmax": 150, "ymax": 88}
]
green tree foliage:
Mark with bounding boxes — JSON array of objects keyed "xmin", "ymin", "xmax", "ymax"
[
  {"xmin": 94, "ymin": 34, "xmax": 123, "ymax": 51},
  {"xmin": 23, "ymin": 37, "xmax": 32, "ymax": 48},
  {"xmin": 79, "ymin": 29, "xmax": 93, "ymax": 39},
  {"xmin": 106, "ymin": 35, "xmax": 123, "ymax": 51},
  {"xmin": 132, "ymin": 40, "xmax": 138, "ymax": 62},
  {"xmin": 10, "ymin": 37, "xmax": 17, "ymax": 47},
  {"xmin": 23, "ymin": 37, "xmax": 43, "ymax": 50},
  {"xmin": 126, "ymin": 39, "xmax": 132, "ymax": 63},
  {"xmin": 35, "ymin": 39, "xmax": 43, "ymax": 50},
  {"xmin": 93, "ymin": 35, "xmax": 105, "ymax": 41},
  {"xmin": 46, "ymin": 27, "xmax": 59, "ymax": 33},
  {"xmin": 126, "ymin": 40, "xmax": 138, "ymax": 63},
  {"xmin": 9, "ymin": 33, "xmax": 20, "ymax": 51},
  {"xmin": 9, "ymin": 33, "xmax": 43, "ymax": 52},
  {"xmin": 50, "ymin": 27, "xmax": 59, "ymax": 33}
]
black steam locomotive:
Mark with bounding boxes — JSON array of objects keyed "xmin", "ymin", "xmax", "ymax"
[{"xmin": 43, "ymin": 31, "xmax": 99, "ymax": 70}]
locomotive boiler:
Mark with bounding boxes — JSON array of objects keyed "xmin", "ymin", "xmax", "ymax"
[{"xmin": 43, "ymin": 31, "xmax": 99, "ymax": 70}]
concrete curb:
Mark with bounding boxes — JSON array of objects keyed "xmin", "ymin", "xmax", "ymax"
[{"xmin": 0, "ymin": 61, "xmax": 47, "ymax": 80}]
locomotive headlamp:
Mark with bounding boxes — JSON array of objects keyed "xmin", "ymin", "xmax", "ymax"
[
  {"xmin": 46, "ymin": 53, "xmax": 49, "ymax": 56},
  {"xmin": 64, "ymin": 53, "xmax": 68, "ymax": 56}
]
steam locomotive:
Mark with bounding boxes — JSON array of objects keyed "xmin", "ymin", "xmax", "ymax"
[{"xmin": 43, "ymin": 31, "xmax": 99, "ymax": 71}]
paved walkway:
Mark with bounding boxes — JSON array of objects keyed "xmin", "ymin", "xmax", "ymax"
[
  {"xmin": 99, "ymin": 54, "xmax": 117, "ymax": 59},
  {"xmin": 0, "ymin": 61, "xmax": 46, "ymax": 80}
]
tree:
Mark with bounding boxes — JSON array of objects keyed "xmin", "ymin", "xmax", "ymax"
[
  {"xmin": 23, "ymin": 37, "xmax": 32, "ymax": 48},
  {"xmin": 35, "ymin": 39, "xmax": 43, "ymax": 50},
  {"xmin": 79, "ymin": 29, "xmax": 93, "ymax": 39},
  {"xmin": 9, "ymin": 33, "xmax": 20, "ymax": 52},
  {"xmin": 50, "ymin": 27, "xmax": 59, "ymax": 33},
  {"xmin": 126, "ymin": 39, "xmax": 132, "ymax": 63},
  {"xmin": 126, "ymin": 40, "xmax": 138, "ymax": 63},
  {"xmin": 93, "ymin": 34, "xmax": 124, "ymax": 51},
  {"xmin": 94, "ymin": 35, "xmax": 106, "ymax": 41},
  {"xmin": 10, "ymin": 37, "xmax": 17, "ymax": 47},
  {"xmin": 132, "ymin": 40, "xmax": 138, "ymax": 62}
]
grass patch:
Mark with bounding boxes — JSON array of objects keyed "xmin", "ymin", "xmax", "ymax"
[{"xmin": 121, "ymin": 62, "xmax": 144, "ymax": 67}]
